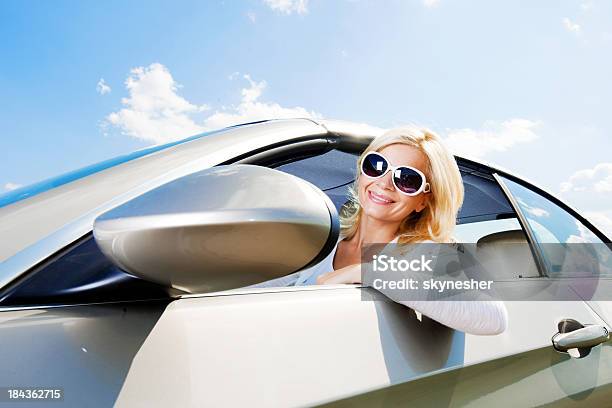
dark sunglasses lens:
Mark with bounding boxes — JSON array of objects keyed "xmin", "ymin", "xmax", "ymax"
[
  {"xmin": 394, "ymin": 167, "xmax": 423, "ymax": 194},
  {"xmin": 362, "ymin": 153, "xmax": 388, "ymax": 177}
]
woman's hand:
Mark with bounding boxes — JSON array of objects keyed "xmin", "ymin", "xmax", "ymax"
[{"xmin": 315, "ymin": 264, "xmax": 362, "ymax": 285}]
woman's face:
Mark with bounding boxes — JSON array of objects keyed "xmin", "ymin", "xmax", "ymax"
[{"xmin": 358, "ymin": 143, "xmax": 430, "ymax": 224}]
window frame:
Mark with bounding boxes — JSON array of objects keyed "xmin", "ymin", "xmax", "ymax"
[{"xmin": 494, "ymin": 172, "xmax": 611, "ymax": 279}]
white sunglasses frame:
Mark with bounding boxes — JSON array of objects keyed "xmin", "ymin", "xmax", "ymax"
[{"xmin": 360, "ymin": 151, "xmax": 431, "ymax": 196}]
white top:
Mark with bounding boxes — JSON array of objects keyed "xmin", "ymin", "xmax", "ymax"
[
  {"xmin": 249, "ymin": 236, "xmax": 400, "ymax": 288},
  {"xmin": 247, "ymin": 237, "xmax": 508, "ymax": 335},
  {"xmin": 297, "ymin": 236, "xmax": 401, "ymax": 286},
  {"xmin": 247, "ymin": 236, "xmax": 348, "ymax": 288},
  {"xmin": 294, "ymin": 243, "xmax": 339, "ymax": 286}
]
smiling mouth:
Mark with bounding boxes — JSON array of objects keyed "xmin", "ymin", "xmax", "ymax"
[{"xmin": 368, "ymin": 190, "xmax": 395, "ymax": 205}]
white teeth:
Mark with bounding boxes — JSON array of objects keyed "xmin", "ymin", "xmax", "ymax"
[{"xmin": 370, "ymin": 191, "xmax": 392, "ymax": 203}]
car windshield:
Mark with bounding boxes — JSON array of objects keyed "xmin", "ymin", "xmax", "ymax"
[{"xmin": 0, "ymin": 129, "xmax": 227, "ymax": 210}]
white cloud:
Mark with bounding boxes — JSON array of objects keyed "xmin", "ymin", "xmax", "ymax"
[
  {"xmin": 96, "ymin": 78, "xmax": 111, "ymax": 95},
  {"xmin": 202, "ymin": 74, "xmax": 320, "ymax": 130},
  {"xmin": 4, "ymin": 182, "xmax": 22, "ymax": 191},
  {"xmin": 563, "ymin": 17, "xmax": 581, "ymax": 35},
  {"xmin": 442, "ymin": 119, "xmax": 540, "ymax": 158},
  {"xmin": 106, "ymin": 63, "xmax": 209, "ymax": 144},
  {"xmin": 241, "ymin": 74, "xmax": 265, "ymax": 103},
  {"xmin": 423, "ymin": 0, "xmax": 440, "ymax": 8},
  {"xmin": 580, "ymin": 1, "xmax": 593, "ymax": 11},
  {"xmin": 560, "ymin": 163, "xmax": 612, "ymax": 193},
  {"xmin": 247, "ymin": 11, "xmax": 257, "ymax": 23},
  {"xmin": 584, "ymin": 211, "xmax": 612, "ymax": 239},
  {"xmin": 516, "ymin": 196, "xmax": 550, "ymax": 218},
  {"xmin": 263, "ymin": 0, "xmax": 308, "ymax": 15},
  {"xmin": 105, "ymin": 64, "xmax": 319, "ymax": 144}
]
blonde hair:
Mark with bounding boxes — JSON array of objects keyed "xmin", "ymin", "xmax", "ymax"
[{"xmin": 340, "ymin": 126, "xmax": 464, "ymax": 244}]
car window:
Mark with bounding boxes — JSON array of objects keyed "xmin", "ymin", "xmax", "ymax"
[
  {"xmin": 454, "ymin": 218, "xmax": 523, "ymax": 243},
  {"xmin": 457, "ymin": 171, "xmax": 515, "ymax": 224},
  {"xmin": 276, "ymin": 152, "xmax": 521, "ymax": 223},
  {"xmin": 0, "ymin": 234, "xmax": 171, "ymax": 307},
  {"xmin": 449, "ymin": 168, "xmax": 536, "ymax": 277},
  {"xmin": 501, "ymin": 177, "xmax": 602, "ymax": 244},
  {"xmin": 275, "ymin": 149, "xmax": 358, "ymax": 190},
  {"xmin": 500, "ymin": 176, "xmax": 612, "ymax": 277},
  {"xmin": 275, "ymin": 149, "xmax": 358, "ymax": 211}
]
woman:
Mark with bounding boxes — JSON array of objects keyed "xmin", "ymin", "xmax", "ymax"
[{"xmin": 255, "ymin": 126, "xmax": 507, "ymax": 335}]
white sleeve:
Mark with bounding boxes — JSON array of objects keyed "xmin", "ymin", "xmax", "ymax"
[
  {"xmin": 398, "ymin": 300, "xmax": 508, "ymax": 335},
  {"xmin": 369, "ymin": 240, "xmax": 508, "ymax": 335}
]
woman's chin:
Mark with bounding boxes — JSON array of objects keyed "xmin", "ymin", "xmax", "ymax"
[
  {"xmin": 362, "ymin": 205, "xmax": 394, "ymax": 221},
  {"xmin": 362, "ymin": 203, "xmax": 414, "ymax": 224}
]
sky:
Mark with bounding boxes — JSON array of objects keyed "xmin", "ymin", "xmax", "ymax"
[{"xmin": 1, "ymin": 0, "xmax": 611, "ymax": 236}]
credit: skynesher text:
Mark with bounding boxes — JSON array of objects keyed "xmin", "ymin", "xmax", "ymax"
[{"xmin": 371, "ymin": 278, "xmax": 494, "ymax": 292}]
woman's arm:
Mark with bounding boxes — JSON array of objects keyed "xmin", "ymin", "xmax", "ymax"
[
  {"xmin": 315, "ymin": 264, "xmax": 361, "ymax": 285},
  {"xmin": 396, "ymin": 300, "xmax": 508, "ymax": 335},
  {"xmin": 316, "ymin": 263, "xmax": 508, "ymax": 336}
]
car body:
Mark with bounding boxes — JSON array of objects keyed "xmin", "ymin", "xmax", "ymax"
[{"xmin": 0, "ymin": 118, "xmax": 611, "ymax": 407}]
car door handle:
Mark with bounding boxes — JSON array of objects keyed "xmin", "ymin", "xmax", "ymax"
[{"xmin": 552, "ymin": 318, "xmax": 610, "ymax": 358}]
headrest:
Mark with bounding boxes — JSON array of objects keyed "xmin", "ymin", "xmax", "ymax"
[{"xmin": 477, "ymin": 229, "xmax": 527, "ymax": 247}]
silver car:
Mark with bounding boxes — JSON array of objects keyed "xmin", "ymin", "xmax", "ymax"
[{"xmin": 1, "ymin": 119, "xmax": 611, "ymax": 407}]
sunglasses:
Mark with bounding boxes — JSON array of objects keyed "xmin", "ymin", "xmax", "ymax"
[{"xmin": 360, "ymin": 151, "xmax": 431, "ymax": 196}]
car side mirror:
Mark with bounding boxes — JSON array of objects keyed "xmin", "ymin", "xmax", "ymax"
[{"xmin": 93, "ymin": 165, "xmax": 339, "ymax": 293}]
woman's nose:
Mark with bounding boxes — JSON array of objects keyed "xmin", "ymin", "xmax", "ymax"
[{"xmin": 377, "ymin": 172, "xmax": 395, "ymax": 191}]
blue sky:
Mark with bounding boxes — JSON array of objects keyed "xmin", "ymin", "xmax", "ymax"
[{"xmin": 1, "ymin": 0, "xmax": 611, "ymax": 234}]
